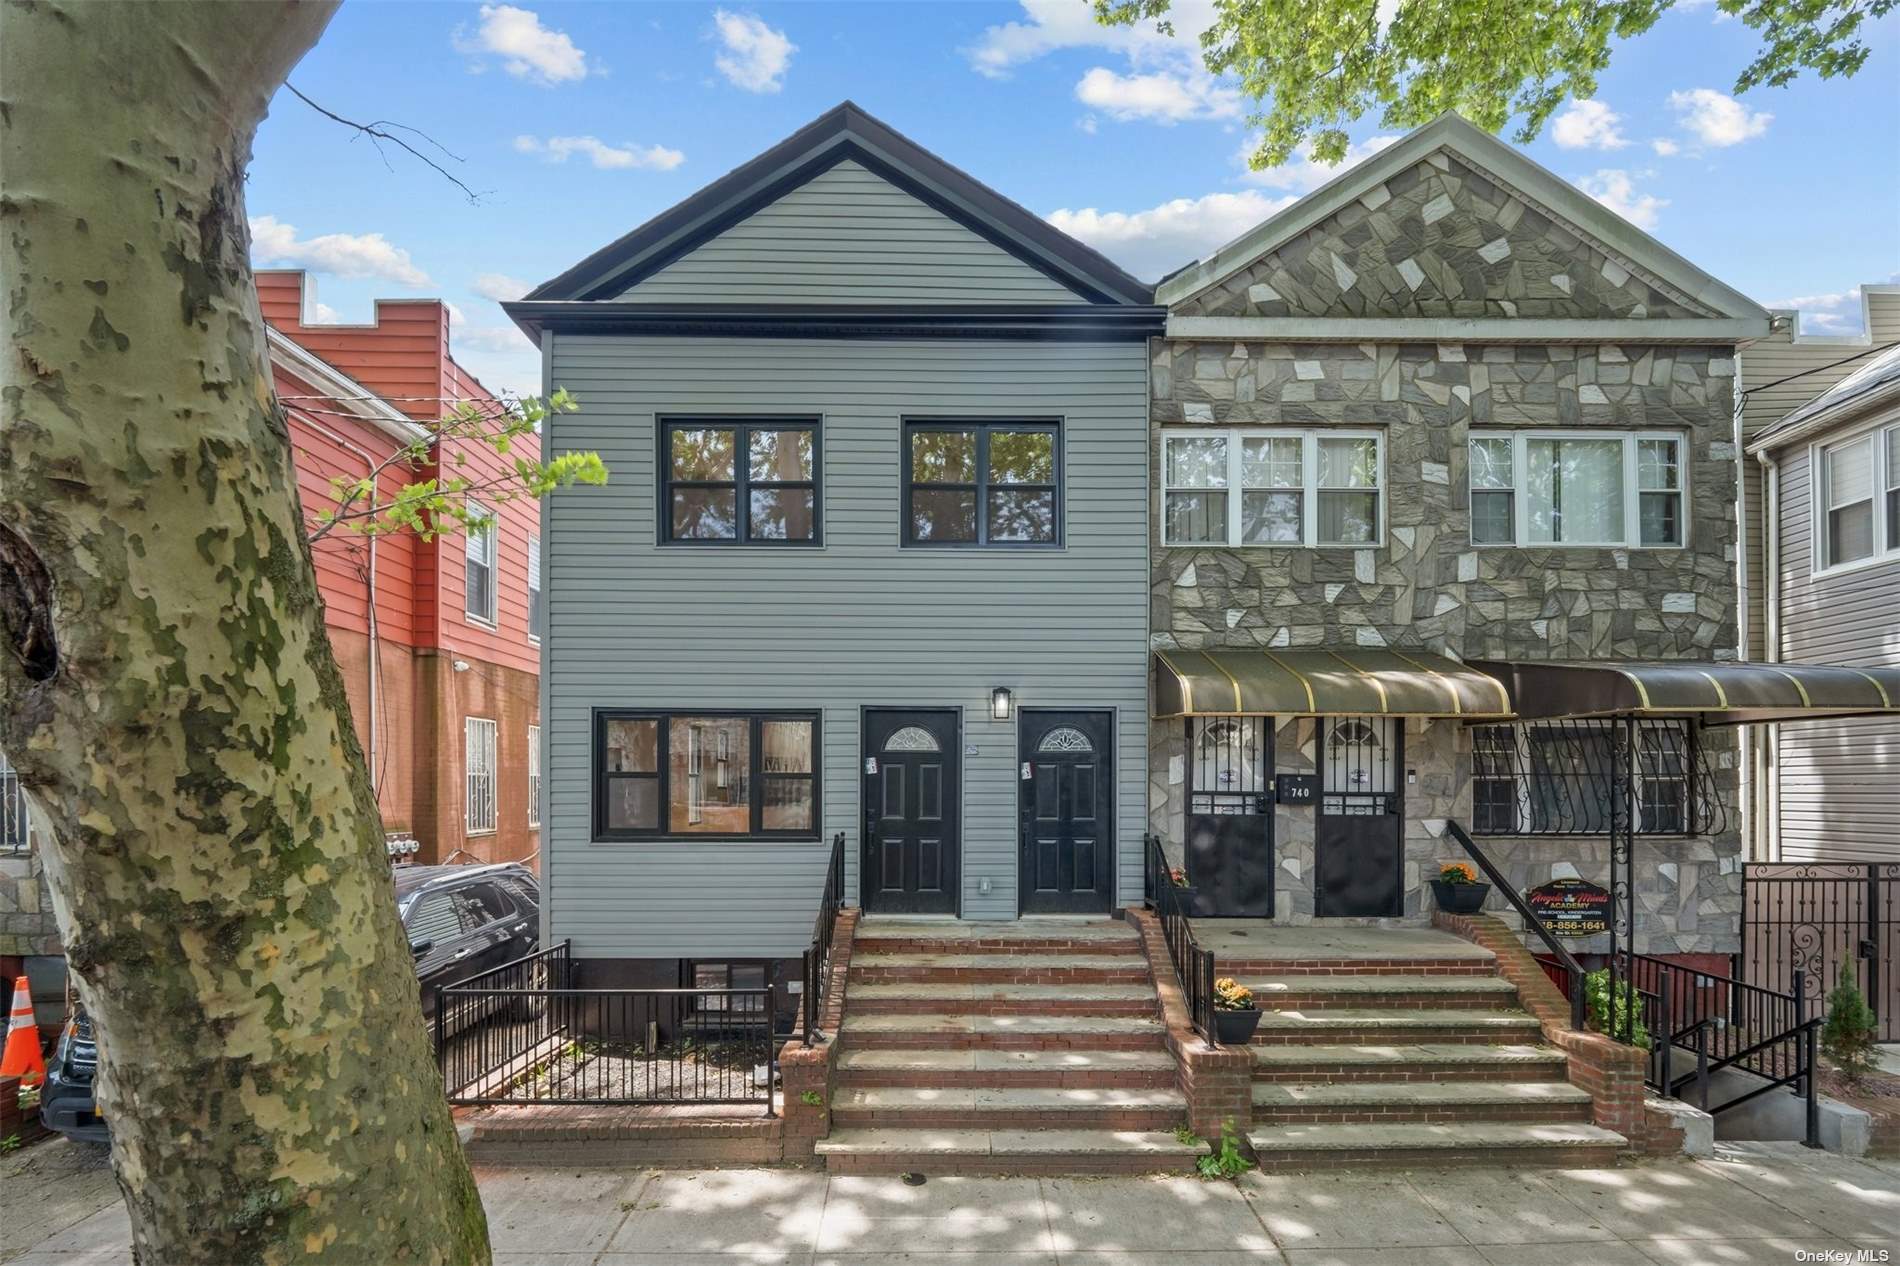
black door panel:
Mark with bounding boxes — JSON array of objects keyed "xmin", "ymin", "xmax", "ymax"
[
  {"xmin": 1184, "ymin": 717, "xmax": 1274, "ymax": 917},
  {"xmin": 1315, "ymin": 716, "xmax": 1404, "ymax": 918},
  {"xmin": 1019, "ymin": 710, "xmax": 1114, "ymax": 915},
  {"xmin": 863, "ymin": 710, "xmax": 960, "ymax": 914}
]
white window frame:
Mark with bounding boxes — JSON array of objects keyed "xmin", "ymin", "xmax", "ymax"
[
  {"xmin": 1467, "ymin": 430, "xmax": 1688, "ymax": 549},
  {"xmin": 527, "ymin": 724, "xmax": 542, "ymax": 829},
  {"xmin": 464, "ymin": 501, "xmax": 498, "ymax": 626},
  {"xmin": 465, "ymin": 717, "xmax": 497, "ymax": 836},
  {"xmin": 1810, "ymin": 417, "xmax": 1900, "ymax": 577},
  {"xmin": 527, "ymin": 532, "xmax": 543, "ymax": 644},
  {"xmin": 1160, "ymin": 428, "xmax": 1386, "ymax": 548}
]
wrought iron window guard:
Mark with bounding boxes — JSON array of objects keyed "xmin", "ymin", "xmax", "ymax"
[{"xmin": 1467, "ymin": 717, "xmax": 1727, "ymax": 838}]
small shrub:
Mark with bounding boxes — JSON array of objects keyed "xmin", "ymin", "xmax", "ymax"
[
  {"xmin": 1195, "ymin": 1118, "xmax": 1254, "ymax": 1180},
  {"xmin": 1173, "ymin": 1122, "xmax": 1201, "ymax": 1147},
  {"xmin": 1821, "ymin": 960, "xmax": 1879, "ymax": 1084},
  {"xmin": 799, "ymin": 1089, "xmax": 825, "ymax": 1108},
  {"xmin": 1583, "ymin": 968, "xmax": 1651, "ymax": 1049},
  {"xmin": 1213, "ymin": 977, "xmax": 1255, "ymax": 1012},
  {"xmin": 1, "ymin": 1134, "xmax": 20, "ymax": 1153}
]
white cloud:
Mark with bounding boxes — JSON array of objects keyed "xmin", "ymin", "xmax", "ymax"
[
  {"xmin": 1075, "ymin": 66, "xmax": 1239, "ymax": 123},
  {"xmin": 967, "ymin": 0, "xmax": 1215, "ymax": 78},
  {"xmin": 1237, "ymin": 134, "xmax": 1401, "ymax": 193},
  {"xmin": 1046, "ymin": 189, "xmax": 1299, "ymax": 282},
  {"xmin": 310, "ymin": 301, "xmax": 343, "ymax": 324},
  {"xmin": 1769, "ymin": 287, "xmax": 1866, "ymax": 335},
  {"xmin": 455, "ymin": 323, "xmax": 535, "ymax": 354},
  {"xmin": 249, "ymin": 216, "xmax": 431, "ymax": 286},
  {"xmin": 514, "ymin": 135, "xmax": 685, "ymax": 171},
  {"xmin": 457, "ymin": 4, "xmax": 589, "ymax": 84},
  {"xmin": 1668, "ymin": 88, "xmax": 1771, "ymax": 147},
  {"xmin": 1651, "ymin": 137, "xmax": 1680, "ymax": 157},
  {"xmin": 712, "ymin": 10, "xmax": 795, "ymax": 93},
  {"xmin": 1551, "ymin": 99, "xmax": 1628, "ymax": 151},
  {"xmin": 473, "ymin": 273, "xmax": 532, "ymax": 303},
  {"xmin": 1577, "ymin": 169, "xmax": 1667, "ymax": 230}
]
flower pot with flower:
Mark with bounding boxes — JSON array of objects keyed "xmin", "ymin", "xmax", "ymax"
[
  {"xmin": 1166, "ymin": 865, "xmax": 1198, "ymax": 913},
  {"xmin": 1211, "ymin": 976, "xmax": 1262, "ymax": 1044},
  {"xmin": 1430, "ymin": 861, "xmax": 1491, "ymax": 914}
]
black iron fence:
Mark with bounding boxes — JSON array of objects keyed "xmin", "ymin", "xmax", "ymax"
[
  {"xmin": 1741, "ymin": 861, "xmax": 1898, "ymax": 1042},
  {"xmin": 1618, "ymin": 950, "xmax": 1819, "ymax": 1146},
  {"xmin": 1145, "ymin": 833, "xmax": 1217, "ymax": 1047},
  {"xmin": 436, "ymin": 940, "xmax": 776, "ymax": 1111},
  {"xmin": 801, "ymin": 832, "xmax": 846, "ymax": 1044},
  {"xmin": 1443, "ymin": 820, "xmax": 1587, "ymax": 1030}
]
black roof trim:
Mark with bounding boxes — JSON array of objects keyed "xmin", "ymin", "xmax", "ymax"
[
  {"xmin": 524, "ymin": 101, "xmax": 1154, "ymax": 308},
  {"xmin": 504, "ymin": 302, "xmax": 1167, "ymax": 343}
]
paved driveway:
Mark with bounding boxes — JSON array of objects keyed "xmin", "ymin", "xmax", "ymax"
[{"xmin": 7, "ymin": 1140, "xmax": 1896, "ymax": 1265}]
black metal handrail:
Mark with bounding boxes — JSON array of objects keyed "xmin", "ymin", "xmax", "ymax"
[
  {"xmin": 802, "ymin": 831, "xmax": 846, "ymax": 1045},
  {"xmin": 1144, "ymin": 834, "xmax": 1217, "ymax": 1047},
  {"xmin": 1443, "ymin": 820, "xmax": 1587, "ymax": 1030}
]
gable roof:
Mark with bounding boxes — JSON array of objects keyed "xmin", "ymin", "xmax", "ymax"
[
  {"xmin": 523, "ymin": 102, "xmax": 1154, "ymax": 309},
  {"xmin": 1156, "ymin": 113, "xmax": 1769, "ymax": 325}
]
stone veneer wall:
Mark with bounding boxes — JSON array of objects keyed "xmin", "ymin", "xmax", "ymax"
[
  {"xmin": 1148, "ymin": 338, "xmax": 1744, "ymax": 955},
  {"xmin": 1, "ymin": 852, "xmax": 62, "ymax": 956}
]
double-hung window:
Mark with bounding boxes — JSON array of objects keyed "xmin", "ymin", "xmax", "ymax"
[
  {"xmin": 527, "ymin": 533, "xmax": 543, "ymax": 641},
  {"xmin": 594, "ymin": 710, "xmax": 820, "ymax": 840},
  {"xmin": 1161, "ymin": 429, "xmax": 1381, "ymax": 547},
  {"xmin": 661, "ymin": 418, "xmax": 820, "ymax": 545},
  {"xmin": 465, "ymin": 717, "xmax": 497, "ymax": 836},
  {"xmin": 464, "ymin": 503, "xmax": 497, "ymax": 624},
  {"xmin": 905, "ymin": 420, "xmax": 1060, "ymax": 546},
  {"xmin": 1468, "ymin": 431, "xmax": 1684, "ymax": 547},
  {"xmin": 1811, "ymin": 424, "xmax": 1900, "ymax": 571}
]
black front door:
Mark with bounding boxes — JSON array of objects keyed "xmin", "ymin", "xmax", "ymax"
[
  {"xmin": 1019, "ymin": 709, "xmax": 1114, "ymax": 915},
  {"xmin": 1185, "ymin": 717, "xmax": 1274, "ymax": 917},
  {"xmin": 862, "ymin": 709, "xmax": 960, "ymax": 914},
  {"xmin": 1315, "ymin": 715, "xmax": 1404, "ymax": 917}
]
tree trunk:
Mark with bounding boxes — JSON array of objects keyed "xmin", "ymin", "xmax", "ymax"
[{"xmin": 0, "ymin": 4, "xmax": 491, "ymax": 1262}]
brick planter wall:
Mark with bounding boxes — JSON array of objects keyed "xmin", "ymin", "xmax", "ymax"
[
  {"xmin": 1127, "ymin": 907, "xmax": 1250, "ymax": 1140},
  {"xmin": 778, "ymin": 907, "xmax": 858, "ymax": 1162}
]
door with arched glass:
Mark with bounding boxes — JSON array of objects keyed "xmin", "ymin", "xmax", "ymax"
[
  {"xmin": 861, "ymin": 709, "xmax": 960, "ymax": 914},
  {"xmin": 1018, "ymin": 709, "xmax": 1114, "ymax": 914}
]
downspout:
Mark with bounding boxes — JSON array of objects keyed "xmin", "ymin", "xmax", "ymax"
[
  {"xmin": 1756, "ymin": 448, "xmax": 1781, "ymax": 862},
  {"xmin": 1732, "ymin": 354, "xmax": 1753, "ymax": 863},
  {"xmin": 306, "ymin": 417, "xmax": 383, "ymax": 795}
]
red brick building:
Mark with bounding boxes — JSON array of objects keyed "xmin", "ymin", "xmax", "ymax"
[{"xmin": 262, "ymin": 270, "xmax": 543, "ymax": 870}]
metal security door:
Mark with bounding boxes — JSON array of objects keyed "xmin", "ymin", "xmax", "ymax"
[
  {"xmin": 1316, "ymin": 715, "xmax": 1403, "ymax": 918},
  {"xmin": 1184, "ymin": 717, "xmax": 1274, "ymax": 917},
  {"xmin": 862, "ymin": 709, "xmax": 960, "ymax": 915},
  {"xmin": 1019, "ymin": 710, "xmax": 1114, "ymax": 914}
]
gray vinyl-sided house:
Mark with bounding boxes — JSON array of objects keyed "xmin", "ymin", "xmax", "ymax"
[{"xmin": 508, "ymin": 104, "xmax": 1164, "ymax": 992}]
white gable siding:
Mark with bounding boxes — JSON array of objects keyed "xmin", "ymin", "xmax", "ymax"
[{"xmin": 620, "ymin": 160, "xmax": 1088, "ymax": 306}]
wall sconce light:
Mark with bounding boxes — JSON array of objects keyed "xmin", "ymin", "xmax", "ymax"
[{"xmin": 991, "ymin": 686, "xmax": 1014, "ymax": 721}]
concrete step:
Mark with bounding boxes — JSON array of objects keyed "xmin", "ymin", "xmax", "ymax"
[
  {"xmin": 853, "ymin": 920, "xmax": 1142, "ymax": 956},
  {"xmin": 850, "ymin": 953, "xmax": 1152, "ymax": 985},
  {"xmin": 838, "ymin": 1047, "xmax": 1177, "ymax": 1089},
  {"xmin": 847, "ymin": 982, "xmax": 1158, "ymax": 1017},
  {"xmin": 1244, "ymin": 1121, "xmax": 1626, "ymax": 1171},
  {"xmin": 815, "ymin": 1127, "xmax": 1203, "ymax": 1175},
  {"xmin": 1250, "ymin": 1042, "xmax": 1569, "ymax": 1083},
  {"xmin": 832, "ymin": 1085, "xmax": 1187, "ymax": 1131},
  {"xmin": 1251, "ymin": 1079, "xmax": 1593, "ymax": 1126},
  {"xmin": 1220, "ymin": 957, "xmax": 1498, "ymax": 978},
  {"xmin": 1251, "ymin": 1007, "xmax": 1543, "ymax": 1045},
  {"xmin": 841, "ymin": 1011, "xmax": 1166, "ymax": 1051},
  {"xmin": 1248, "ymin": 975, "xmax": 1520, "ymax": 1010}
]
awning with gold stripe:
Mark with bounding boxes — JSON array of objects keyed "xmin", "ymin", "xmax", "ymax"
[
  {"xmin": 1150, "ymin": 648, "xmax": 1514, "ymax": 719},
  {"xmin": 1469, "ymin": 659, "xmax": 1900, "ymax": 725}
]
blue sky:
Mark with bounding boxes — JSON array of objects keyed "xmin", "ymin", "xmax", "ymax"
[{"xmin": 250, "ymin": 0, "xmax": 1900, "ymax": 397}]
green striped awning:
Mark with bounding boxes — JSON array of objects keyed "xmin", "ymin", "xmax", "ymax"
[
  {"xmin": 1150, "ymin": 648, "xmax": 1514, "ymax": 719},
  {"xmin": 1469, "ymin": 659, "xmax": 1900, "ymax": 725}
]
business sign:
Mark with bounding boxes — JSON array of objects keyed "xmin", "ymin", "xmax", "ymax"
[
  {"xmin": 1274, "ymin": 774, "xmax": 1318, "ymax": 806},
  {"xmin": 1526, "ymin": 878, "xmax": 1611, "ymax": 937}
]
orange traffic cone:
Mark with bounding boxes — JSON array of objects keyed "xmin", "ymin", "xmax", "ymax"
[{"xmin": 1, "ymin": 975, "xmax": 45, "ymax": 1087}]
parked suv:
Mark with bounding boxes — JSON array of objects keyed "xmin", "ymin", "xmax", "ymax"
[{"xmin": 38, "ymin": 1009, "xmax": 104, "ymax": 1143}]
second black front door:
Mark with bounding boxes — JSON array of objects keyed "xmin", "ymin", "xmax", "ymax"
[
  {"xmin": 1315, "ymin": 715, "xmax": 1404, "ymax": 918},
  {"xmin": 1019, "ymin": 709, "xmax": 1114, "ymax": 915},
  {"xmin": 862, "ymin": 709, "xmax": 960, "ymax": 915}
]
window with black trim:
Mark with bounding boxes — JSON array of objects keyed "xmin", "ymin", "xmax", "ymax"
[
  {"xmin": 1469, "ymin": 718, "xmax": 1701, "ymax": 836},
  {"xmin": 594, "ymin": 710, "xmax": 820, "ymax": 840},
  {"xmin": 661, "ymin": 418, "xmax": 820, "ymax": 545},
  {"xmin": 905, "ymin": 420, "xmax": 1061, "ymax": 546}
]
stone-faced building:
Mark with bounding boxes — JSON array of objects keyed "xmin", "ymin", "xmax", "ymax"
[{"xmin": 1144, "ymin": 115, "xmax": 1775, "ymax": 962}]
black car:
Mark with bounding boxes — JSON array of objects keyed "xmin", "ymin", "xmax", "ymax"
[{"xmin": 40, "ymin": 862, "xmax": 541, "ymax": 1144}]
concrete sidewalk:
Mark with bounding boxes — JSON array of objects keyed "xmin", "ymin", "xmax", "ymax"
[{"xmin": 6, "ymin": 1140, "xmax": 1895, "ymax": 1265}]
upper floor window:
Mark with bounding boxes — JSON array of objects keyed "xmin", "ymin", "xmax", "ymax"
[
  {"xmin": 661, "ymin": 418, "xmax": 820, "ymax": 545},
  {"xmin": 1815, "ymin": 423, "xmax": 1900, "ymax": 572},
  {"xmin": 464, "ymin": 504, "xmax": 497, "ymax": 624},
  {"xmin": 1469, "ymin": 431, "xmax": 1683, "ymax": 548},
  {"xmin": 1162, "ymin": 429, "xmax": 1382, "ymax": 548},
  {"xmin": 904, "ymin": 420, "xmax": 1061, "ymax": 547},
  {"xmin": 594, "ymin": 710, "xmax": 820, "ymax": 840},
  {"xmin": 527, "ymin": 533, "xmax": 544, "ymax": 642}
]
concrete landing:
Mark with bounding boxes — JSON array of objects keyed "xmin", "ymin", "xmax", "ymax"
[{"xmin": 1190, "ymin": 922, "xmax": 1496, "ymax": 961}]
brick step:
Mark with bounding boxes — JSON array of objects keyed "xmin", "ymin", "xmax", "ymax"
[
  {"xmin": 1250, "ymin": 1042, "xmax": 1568, "ymax": 1083},
  {"xmin": 832, "ymin": 1086, "xmax": 1186, "ymax": 1131},
  {"xmin": 815, "ymin": 1127, "xmax": 1202, "ymax": 1176},
  {"xmin": 1247, "ymin": 975, "xmax": 1519, "ymax": 1010},
  {"xmin": 847, "ymin": 982, "xmax": 1157, "ymax": 1017},
  {"xmin": 838, "ymin": 1047, "xmax": 1177, "ymax": 1089},
  {"xmin": 853, "ymin": 919, "xmax": 1138, "ymax": 950},
  {"xmin": 842, "ymin": 1012, "xmax": 1166, "ymax": 1051},
  {"xmin": 1221, "ymin": 958, "xmax": 1496, "ymax": 978},
  {"xmin": 1250, "ymin": 1007, "xmax": 1542, "ymax": 1046},
  {"xmin": 1243, "ymin": 1121, "xmax": 1626, "ymax": 1172},
  {"xmin": 1251, "ymin": 1079, "xmax": 1593, "ymax": 1126},
  {"xmin": 850, "ymin": 953, "xmax": 1152, "ymax": 985}
]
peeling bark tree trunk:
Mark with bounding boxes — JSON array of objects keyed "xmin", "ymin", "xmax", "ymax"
[{"xmin": 1, "ymin": 4, "xmax": 490, "ymax": 1263}]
